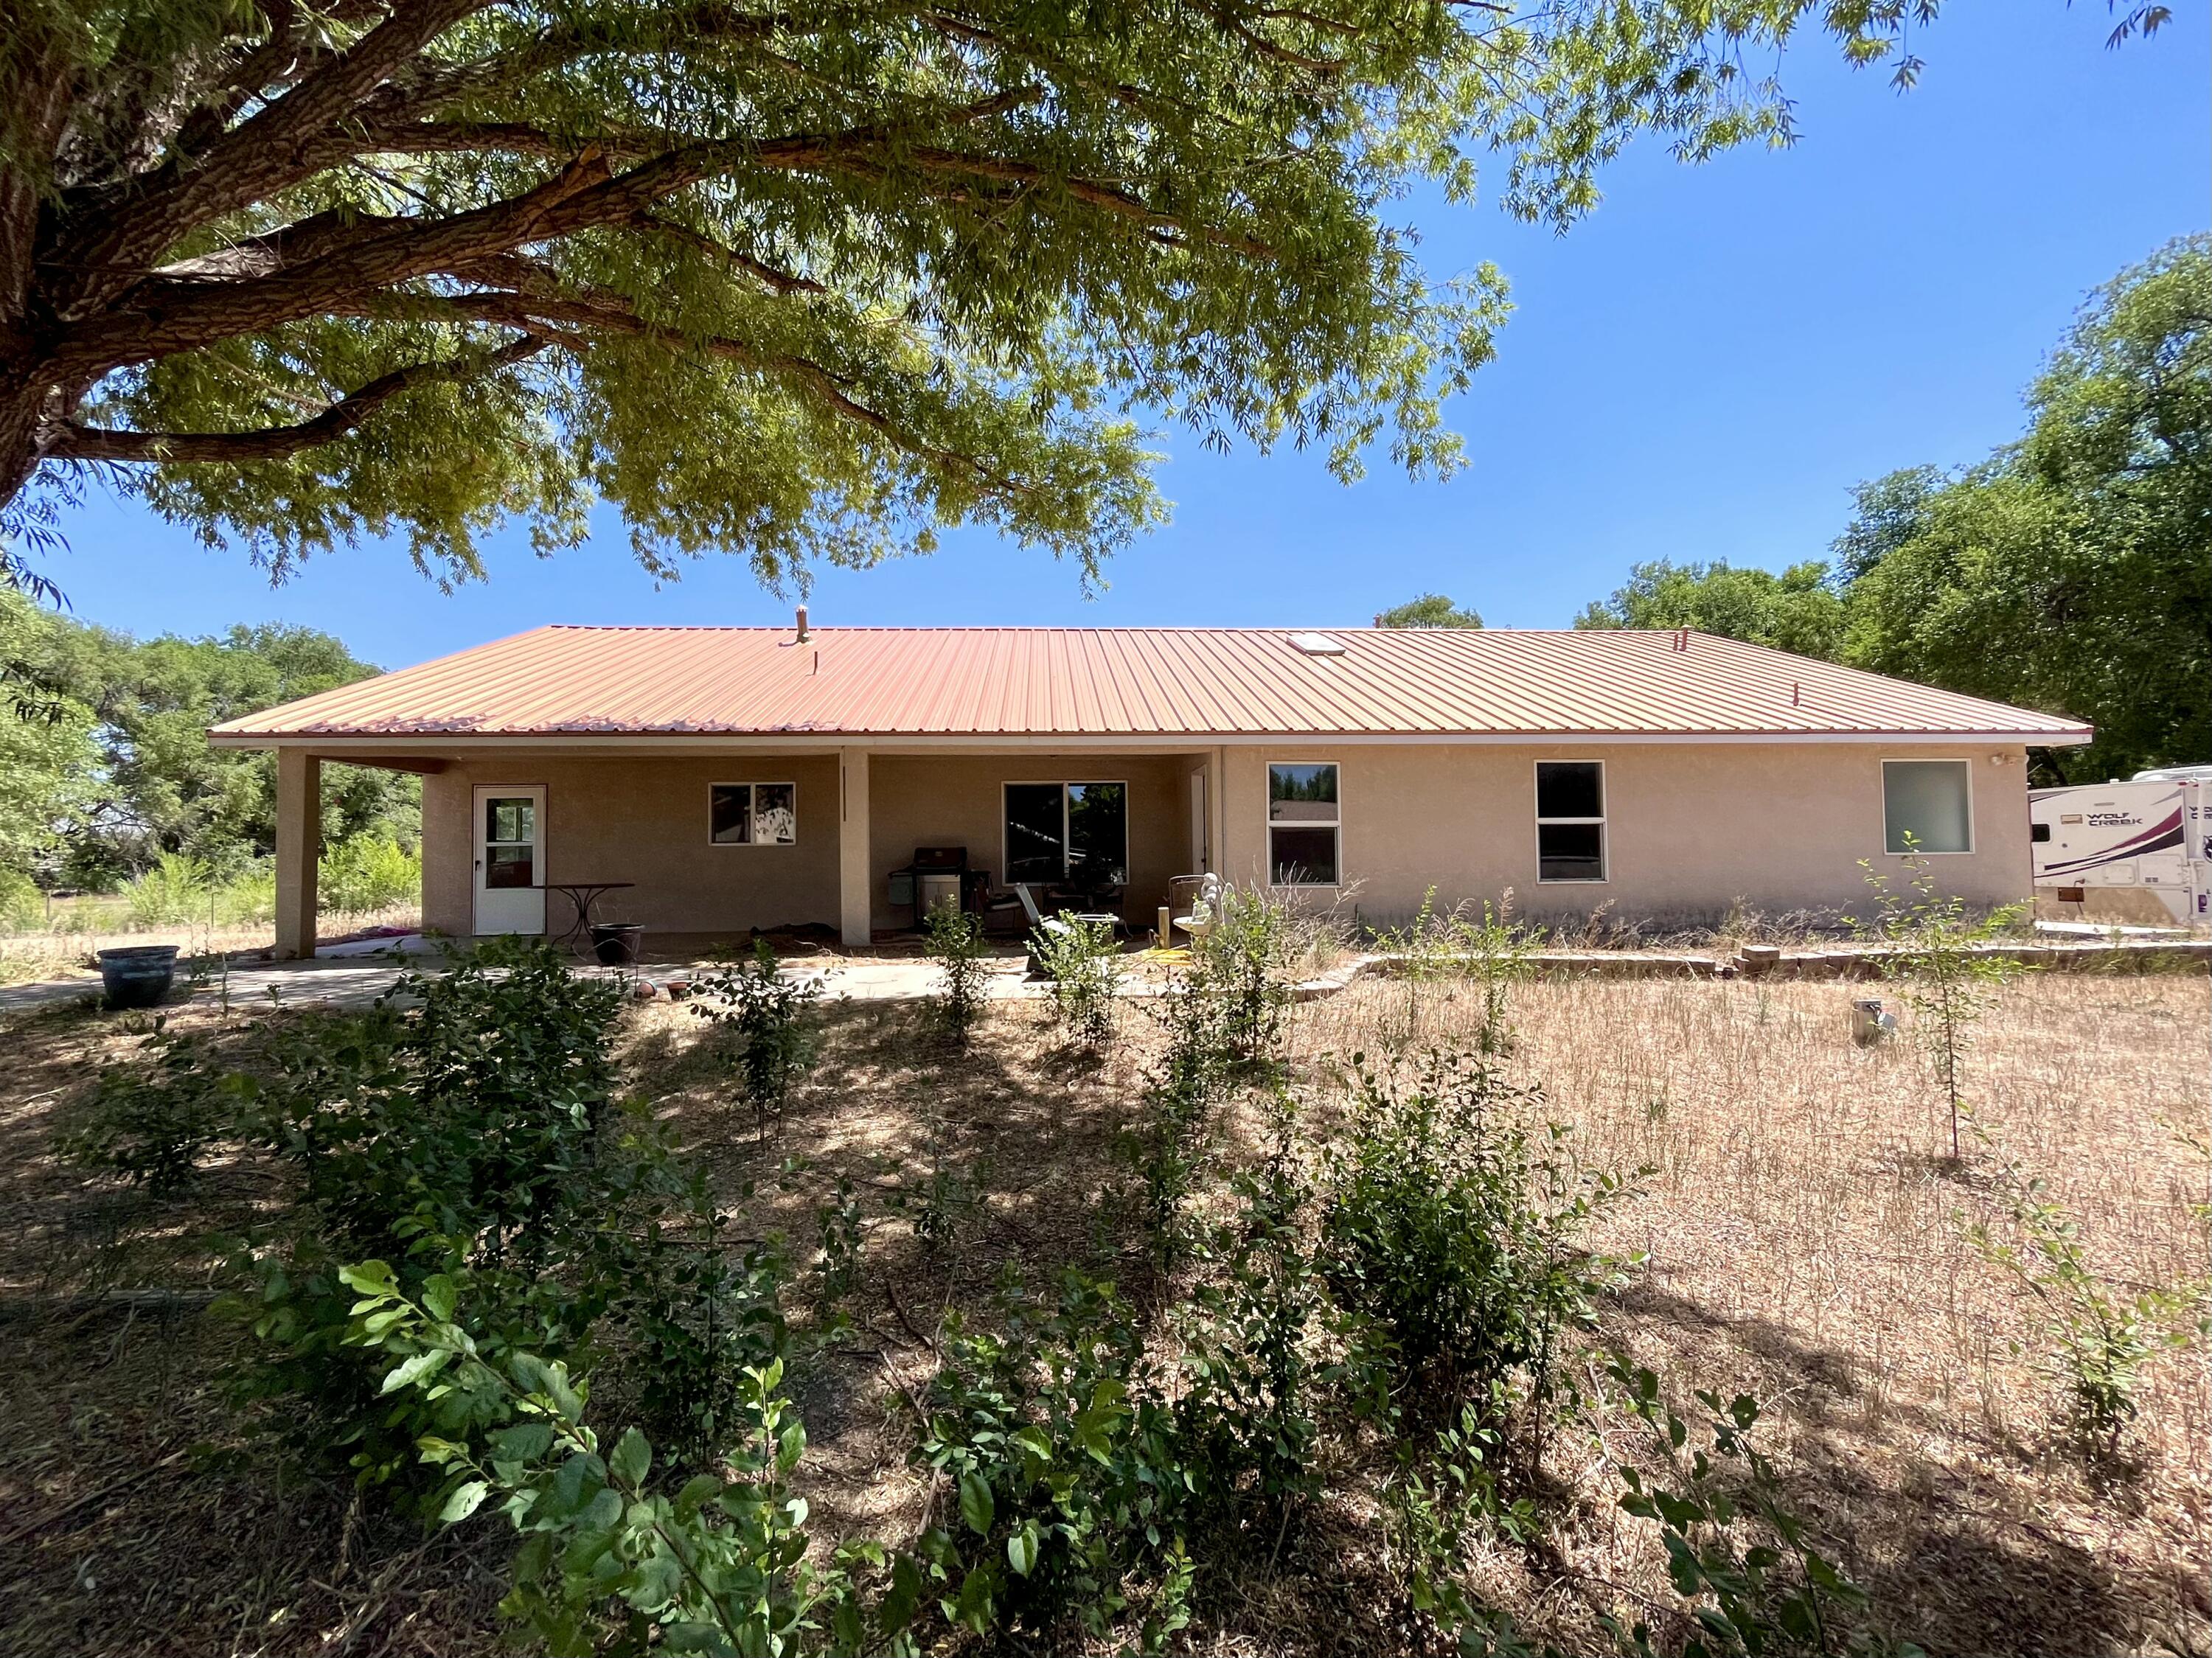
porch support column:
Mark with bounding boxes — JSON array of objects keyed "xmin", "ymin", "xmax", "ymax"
[
  {"xmin": 274, "ymin": 748, "xmax": 321, "ymax": 960},
  {"xmin": 838, "ymin": 748, "xmax": 872, "ymax": 949},
  {"xmin": 1207, "ymin": 745, "xmax": 1227, "ymax": 884}
]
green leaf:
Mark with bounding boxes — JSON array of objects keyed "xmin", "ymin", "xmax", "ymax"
[
  {"xmin": 1006, "ymin": 1521, "xmax": 1041, "ymax": 1578},
  {"xmin": 958, "ymin": 1471, "xmax": 995, "ymax": 1536},
  {"xmin": 439, "ymin": 1480, "xmax": 490, "ymax": 1523},
  {"xmin": 338, "ymin": 1260, "xmax": 395, "ymax": 1298},
  {"xmin": 490, "ymin": 1422, "xmax": 554, "ymax": 1464},
  {"xmin": 608, "ymin": 1427, "xmax": 651, "ymax": 1489},
  {"xmin": 378, "ymin": 1348, "xmax": 451, "ymax": 1396}
]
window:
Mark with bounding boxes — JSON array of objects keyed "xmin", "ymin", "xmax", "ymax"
[
  {"xmin": 1535, "ymin": 761, "xmax": 1605, "ymax": 882},
  {"xmin": 482, "ymin": 795, "xmax": 536, "ymax": 888},
  {"xmin": 709, "ymin": 782, "xmax": 798, "ymax": 845},
  {"xmin": 1267, "ymin": 763, "xmax": 1340, "ymax": 885},
  {"xmin": 1003, "ymin": 783, "xmax": 1128, "ymax": 886},
  {"xmin": 1882, "ymin": 759, "xmax": 1972, "ymax": 854}
]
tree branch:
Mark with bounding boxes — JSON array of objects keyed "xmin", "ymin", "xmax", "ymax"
[
  {"xmin": 52, "ymin": 0, "xmax": 497, "ymax": 317},
  {"xmin": 49, "ymin": 333, "xmax": 546, "ymax": 463}
]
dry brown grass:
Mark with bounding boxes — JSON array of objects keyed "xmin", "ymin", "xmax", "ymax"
[
  {"xmin": 1303, "ymin": 969, "xmax": 2211, "ymax": 1657},
  {"xmin": 0, "ymin": 963, "xmax": 2205, "ymax": 1657},
  {"xmin": 0, "ymin": 903, "xmax": 420, "ymax": 987}
]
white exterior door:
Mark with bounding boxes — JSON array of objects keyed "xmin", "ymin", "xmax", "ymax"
[
  {"xmin": 473, "ymin": 785, "xmax": 546, "ymax": 935},
  {"xmin": 1189, "ymin": 772, "xmax": 1210, "ymax": 873}
]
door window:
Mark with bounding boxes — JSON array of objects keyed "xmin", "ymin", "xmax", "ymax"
[{"xmin": 482, "ymin": 796, "xmax": 537, "ymax": 888}]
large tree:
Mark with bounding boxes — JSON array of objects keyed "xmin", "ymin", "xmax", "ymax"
[
  {"xmin": 1574, "ymin": 557, "xmax": 1846, "ymax": 658},
  {"xmin": 1, "ymin": 0, "xmax": 2135, "ymax": 593},
  {"xmin": 1, "ymin": 590, "xmax": 417, "ymax": 883},
  {"xmin": 1375, "ymin": 592, "xmax": 1481, "ymax": 628},
  {"xmin": 1572, "ymin": 234, "xmax": 2208, "ymax": 781},
  {"xmin": 1843, "ymin": 238, "xmax": 2211, "ymax": 781}
]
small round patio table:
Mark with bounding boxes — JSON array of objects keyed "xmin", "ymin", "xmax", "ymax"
[{"xmin": 546, "ymin": 882, "xmax": 636, "ymax": 956}]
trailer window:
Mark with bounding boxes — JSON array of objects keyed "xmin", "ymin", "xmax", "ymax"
[{"xmin": 1882, "ymin": 759, "xmax": 1972, "ymax": 854}]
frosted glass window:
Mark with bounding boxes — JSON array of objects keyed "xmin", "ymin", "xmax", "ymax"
[{"xmin": 1882, "ymin": 760, "xmax": 1972, "ymax": 854}]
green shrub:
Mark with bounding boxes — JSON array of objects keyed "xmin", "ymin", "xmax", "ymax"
[
  {"xmin": 1125, "ymin": 968, "xmax": 1239, "ymax": 1267},
  {"xmin": 319, "ymin": 834, "xmax": 420, "ymax": 914},
  {"xmin": 220, "ymin": 941, "xmax": 786, "ymax": 1497},
  {"xmin": 218, "ymin": 865, "xmax": 277, "ymax": 927},
  {"xmin": 1321, "ymin": 1049, "xmax": 1641, "ymax": 1417},
  {"xmin": 1031, "ymin": 914, "xmax": 1120, "ymax": 1048},
  {"xmin": 1188, "ymin": 885, "xmax": 1297, "ymax": 1065},
  {"xmin": 56, "ymin": 1026, "xmax": 234, "ymax": 1196},
  {"xmin": 692, "ymin": 939, "xmax": 824, "ymax": 1131},
  {"xmin": 925, "ymin": 903, "xmax": 990, "ymax": 1045},
  {"xmin": 1600, "ymin": 1359, "xmax": 1927, "ymax": 1658},
  {"xmin": 914, "ymin": 1272, "xmax": 1196, "ymax": 1644},
  {"xmin": 1169, "ymin": 1093, "xmax": 1361, "ymax": 1528},
  {"xmin": 0, "ymin": 868, "xmax": 43, "ymax": 932},
  {"xmin": 124, "ymin": 850, "xmax": 212, "ymax": 927},
  {"xmin": 914, "ymin": 1125, "xmax": 1368, "ymax": 1642},
  {"xmin": 344, "ymin": 1266, "xmax": 917, "ymax": 1657}
]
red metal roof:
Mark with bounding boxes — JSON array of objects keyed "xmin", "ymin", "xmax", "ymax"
[{"xmin": 207, "ymin": 626, "xmax": 2093, "ymax": 742}]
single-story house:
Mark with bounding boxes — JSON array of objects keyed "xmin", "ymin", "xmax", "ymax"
[{"xmin": 209, "ymin": 620, "xmax": 2092, "ymax": 957}]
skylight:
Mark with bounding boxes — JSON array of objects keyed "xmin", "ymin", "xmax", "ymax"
[{"xmin": 1288, "ymin": 632, "xmax": 1346, "ymax": 657}]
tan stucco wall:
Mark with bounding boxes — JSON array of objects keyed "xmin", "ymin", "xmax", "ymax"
[
  {"xmin": 1217, "ymin": 742, "xmax": 2034, "ymax": 926},
  {"xmin": 401, "ymin": 739, "xmax": 2034, "ymax": 941},
  {"xmin": 422, "ymin": 753, "xmax": 841, "ymax": 937},
  {"xmin": 865, "ymin": 753, "xmax": 1194, "ymax": 932}
]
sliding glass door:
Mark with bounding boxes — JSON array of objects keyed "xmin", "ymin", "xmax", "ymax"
[{"xmin": 1003, "ymin": 781, "xmax": 1128, "ymax": 889}]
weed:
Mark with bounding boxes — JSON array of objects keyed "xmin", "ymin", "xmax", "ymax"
[{"xmin": 1966, "ymin": 1139, "xmax": 2197, "ymax": 1462}]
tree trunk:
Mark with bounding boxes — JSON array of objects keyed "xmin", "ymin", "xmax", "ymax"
[{"xmin": 0, "ymin": 363, "xmax": 51, "ymax": 518}]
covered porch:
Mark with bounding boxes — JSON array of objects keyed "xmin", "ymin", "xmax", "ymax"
[{"xmin": 268, "ymin": 742, "xmax": 1228, "ymax": 959}]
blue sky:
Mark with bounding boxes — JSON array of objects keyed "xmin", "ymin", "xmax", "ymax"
[{"xmin": 35, "ymin": 3, "xmax": 2210, "ymax": 669}]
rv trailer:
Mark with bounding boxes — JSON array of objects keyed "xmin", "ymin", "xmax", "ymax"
[{"xmin": 2029, "ymin": 772, "xmax": 2211, "ymax": 925}]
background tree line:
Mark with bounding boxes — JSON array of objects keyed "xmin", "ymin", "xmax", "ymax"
[
  {"xmin": 0, "ymin": 593, "xmax": 417, "ymax": 920},
  {"xmin": 1570, "ymin": 234, "xmax": 2209, "ymax": 784}
]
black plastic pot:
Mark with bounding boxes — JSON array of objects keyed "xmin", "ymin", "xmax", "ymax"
[
  {"xmin": 97, "ymin": 944, "xmax": 180, "ymax": 1010},
  {"xmin": 590, "ymin": 922, "xmax": 644, "ymax": 966}
]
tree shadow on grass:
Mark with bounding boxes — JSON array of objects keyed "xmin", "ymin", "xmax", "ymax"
[{"xmin": 1608, "ymin": 1278, "xmax": 2201, "ymax": 1658}]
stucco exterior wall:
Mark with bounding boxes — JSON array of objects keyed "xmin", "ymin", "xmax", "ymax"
[
  {"xmin": 1216, "ymin": 742, "xmax": 2034, "ymax": 927},
  {"xmin": 864, "ymin": 753, "xmax": 1194, "ymax": 932},
  {"xmin": 421, "ymin": 753, "xmax": 841, "ymax": 937},
  {"xmin": 404, "ymin": 739, "xmax": 2034, "ymax": 942}
]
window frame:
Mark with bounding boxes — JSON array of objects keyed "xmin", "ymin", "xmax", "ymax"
[
  {"xmin": 1265, "ymin": 761, "xmax": 1343, "ymax": 889},
  {"xmin": 1534, "ymin": 759, "xmax": 1608, "ymax": 885},
  {"xmin": 707, "ymin": 781, "xmax": 800, "ymax": 846},
  {"xmin": 999, "ymin": 780, "xmax": 1131, "ymax": 886},
  {"xmin": 1879, "ymin": 757, "xmax": 1975, "ymax": 856}
]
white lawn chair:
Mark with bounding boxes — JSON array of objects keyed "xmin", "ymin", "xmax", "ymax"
[{"xmin": 1016, "ymin": 884, "xmax": 1119, "ymax": 975}]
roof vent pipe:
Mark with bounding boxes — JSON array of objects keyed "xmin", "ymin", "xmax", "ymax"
[{"xmin": 795, "ymin": 604, "xmax": 810, "ymax": 643}]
